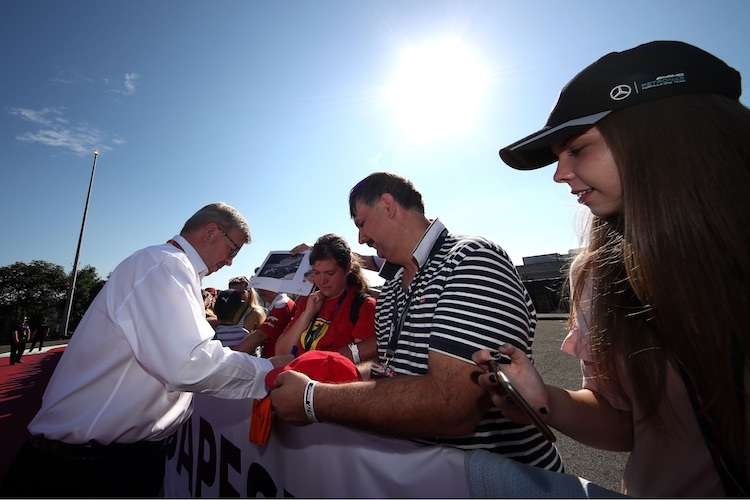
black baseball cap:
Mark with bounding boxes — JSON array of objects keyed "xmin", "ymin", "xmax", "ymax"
[
  {"xmin": 499, "ymin": 40, "xmax": 742, "ymax": 171},
  {"xmin": 214, "ymin": 289, "xmax": 244, "ymax": 320}
]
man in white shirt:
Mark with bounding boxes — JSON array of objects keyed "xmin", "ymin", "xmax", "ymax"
[{"xmin": 0, "ymin": 202, "xmax": 290, "ymax": 497}]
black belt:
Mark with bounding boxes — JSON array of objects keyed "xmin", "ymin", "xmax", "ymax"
[{"xmin": 29, "ymin": 435, "xmax": 167, "ymax": 460}]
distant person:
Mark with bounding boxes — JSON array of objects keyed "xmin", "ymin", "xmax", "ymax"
[
  {"xmin": 203, "ymin": 288, "xmax": 219, "ymax": 328},
  {"xmin": 27, "ymin": 319, "xmax": 50, "ymax": 353},
  {"xmin": 474, "ymin": 40, "xmax": 750, "ymax": 497},
  {"xmin": 0, "ymin": 202, "xmax": 291, "ymax": 497},
  {"xmin": 9, "ymin": 315, "xmax": 30, "ymax": 365},
  {"xmin": 270, "ymin": 173, "xmax": 563, "ymax": 471},
  {"xmin": 212, "ymin": 288, "xmax": 250, "ymax": 349},
  {"xmin": 303, "ymin": 268, "xmax": 315, "ymax": 286},
  {"xmin": 213, "ymin": 288, "xmax": 272, "ymax": 356},
  {"xmin": 228, "ymin": 276, "xmax": 266, "ymax": 333},
  {"xmin": 276, "ymin": 234, "xmax": 377, "ymax": 363},
  {"xmin": 254, "ymin": 287, "xmax": 297, "ymax": 358}
]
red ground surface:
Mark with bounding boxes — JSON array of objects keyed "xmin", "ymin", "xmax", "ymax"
[{"xmin": 0, "ymin": 347, "xmax": 65, "ymax": 478}]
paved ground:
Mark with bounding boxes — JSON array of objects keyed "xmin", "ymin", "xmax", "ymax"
[
  {"xmin": 0, "ymin": 320, "xmax": 629, "ymax": 493},
  {"xmin": 532, "ymin": 317, "xmax": 628, "ymax": 493}
]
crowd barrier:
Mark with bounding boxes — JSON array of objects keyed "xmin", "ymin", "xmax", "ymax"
[{"xmin": 163, "ymin": 394, "xmax": 470, "ymax": 497}]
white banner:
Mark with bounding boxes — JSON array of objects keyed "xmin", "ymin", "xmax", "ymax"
[{"xmin": 163, "ymin": 395, "xmax": 470, "ymax": 498}]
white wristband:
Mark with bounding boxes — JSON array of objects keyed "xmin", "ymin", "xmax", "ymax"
[
  {"xmin": 348, "ymin": 342, "xmax": 361, "ymax": 364},
  {"xmin": 304, "ymin": 380, "xmax": 319, "ymax": 423}
]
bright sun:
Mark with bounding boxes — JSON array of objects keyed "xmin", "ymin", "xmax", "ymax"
[{"xmin": 383, "ymin": 37, "xmax": 490, "ymax": 143}]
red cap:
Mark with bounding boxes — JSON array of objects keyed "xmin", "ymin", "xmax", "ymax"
[
  {"xmin": 265, "ymin": 350, "xmax": 362, "ymax": 389},
  {"xmin": 251, "ymin": 350, "xmax": 362, "ymax": 447}
]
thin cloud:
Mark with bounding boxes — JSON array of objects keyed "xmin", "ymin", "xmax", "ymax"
[
  {"xmin": 50, "ymin": 69, "xmax": 140, "ymax": 97},
  {"xmin": 9, "ymin": 107, "xmax": 65, "ymax": 126},
  {"xmin": 50, "ymin": 68, "xmax": 95, "ymax": 87},
  {"xmin": 9, "ymin": 106, "xmax": 118, "ymax": 156},
  {"xmin": 108, "ymin": 73, "xmax": 139, "ymax": 96},
  {"xmin": 123, "ymin": 73, "xmax": 138, "ymax": 94}
]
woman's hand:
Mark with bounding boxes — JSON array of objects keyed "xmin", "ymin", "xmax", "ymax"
[
  {"xmin": 304, "ymin": 290, "xmax": 326, "ymax": 316},
  {"xmin": 472, "ymin": 344, "xmax": 550, "ymax": 424}
]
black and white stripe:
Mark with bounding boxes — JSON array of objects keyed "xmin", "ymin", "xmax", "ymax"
[{"xmin": 376, "ymin": 232, "xmax": 563, "ymax": 471}]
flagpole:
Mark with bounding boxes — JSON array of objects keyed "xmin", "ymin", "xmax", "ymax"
[{"xmin": 60, "ymin": 149, "xmax": 99, "ymax": 338}]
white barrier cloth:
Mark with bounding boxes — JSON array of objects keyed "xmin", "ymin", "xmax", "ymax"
[{"xmin": 163, "ymin": 395, "xmax": 470, "ymax": 498}]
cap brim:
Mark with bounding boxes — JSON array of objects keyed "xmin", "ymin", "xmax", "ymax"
[{"xmin": 499, "ymin": 111, "xmax": 611, "ymax": 170}]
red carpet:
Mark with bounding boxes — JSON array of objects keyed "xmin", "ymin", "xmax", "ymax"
[{"xmin": 0, "ymin": 347, "xmax": 65, "ymax": 479}]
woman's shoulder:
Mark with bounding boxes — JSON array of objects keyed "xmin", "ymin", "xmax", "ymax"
[{"xmin": 244, "ymin": 305, "xmax": 266, "ymax": 321}]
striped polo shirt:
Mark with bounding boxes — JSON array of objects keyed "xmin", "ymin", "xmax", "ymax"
[{"xmin": 376, "ymin": 219, "xmax": 563, "ymax": 471}]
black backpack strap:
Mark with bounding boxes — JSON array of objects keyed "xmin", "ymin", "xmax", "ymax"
[{"xmin": 350, "ymin": 292, "xmax": 370, "ymax": 324}]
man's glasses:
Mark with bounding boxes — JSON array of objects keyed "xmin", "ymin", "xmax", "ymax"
[{"xmin": 217, "ymin": 226, "xmax": 241, "ymax": 258}]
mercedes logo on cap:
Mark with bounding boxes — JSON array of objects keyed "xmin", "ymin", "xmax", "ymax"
[{"xmin": 610, "ymin": 84, "xmax": 631, "ymax": 101}]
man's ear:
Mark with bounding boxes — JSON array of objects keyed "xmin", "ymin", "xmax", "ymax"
[
  {"xmin": 380, "ymin": 193, "xmax": 397, "ymax": 219},
  {"xmin": 203, "ymin": 222, "xmax": 219, "ymax": 243}
]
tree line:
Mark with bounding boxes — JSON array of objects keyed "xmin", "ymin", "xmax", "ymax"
[{"xmin": 0, "ymin": 260, "xmax": 106, "ymax": 342}]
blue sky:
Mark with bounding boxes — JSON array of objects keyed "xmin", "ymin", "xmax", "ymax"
[{"xmin": 2, "ymin": 0, "xmax": 749, "ymax": 291}]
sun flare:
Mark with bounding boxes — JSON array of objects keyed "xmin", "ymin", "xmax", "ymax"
[{"xmin": 384, "ymin": 37, "xmax": 490, "ymax": 143}]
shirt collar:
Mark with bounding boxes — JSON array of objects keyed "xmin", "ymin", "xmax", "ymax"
[
  {"xmin": 412, "ymin": 218, "xmax": 446, "ymax": 268},
  {"xmin": 170, "ymin": 234, "xmax": 210, "ymax": 281},
  {"xmin": 378, "ymin": 218, "xmax": 447, "ymax": 280},
  {"xmin": 270, "ymin": 293, "xmax": 287, "ymax": 308}
]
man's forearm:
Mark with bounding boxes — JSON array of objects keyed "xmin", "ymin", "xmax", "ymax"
[
  {"xmin": 235, "ymin": 329, "xmax": 267, "ymax": 355},
  {"xmin": 313, "ymin": 372, "xmax": 486, "ymax": 438}
]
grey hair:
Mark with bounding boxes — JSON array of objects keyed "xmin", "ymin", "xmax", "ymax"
[{"xmin": 180, "ymin": 202, "xmax": 251, "ymax": 243}]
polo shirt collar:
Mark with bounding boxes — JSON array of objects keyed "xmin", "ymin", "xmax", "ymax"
[
  {"xmin": 378, "ymin": 218, "xmax": 446, "ymax": 280},
  {"xmin": 270, "ymin": 293, "xmax": 288, "ymax": 308},
  {"xmin": 412, "ymin": 218, "xmax": 446, "ymax": 268}
]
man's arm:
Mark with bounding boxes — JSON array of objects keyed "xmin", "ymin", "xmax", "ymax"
[
  {"xmin": 336, "ymin": 336, "xmax": 378, "ymax": 364},
  {"xmin": 115, "ymin": 256, "xmax": 273, "ymax": 399},
  {"xmin": 234, "ymin": 328, "xmax": 267, "ymax": 354},
  {"xmin": 271, "ymin": 349, "xmax": 490, "ymax": 437},
  {"xmin": 358, "ymin": 254, "xmax": 380, "ymax": 272}
]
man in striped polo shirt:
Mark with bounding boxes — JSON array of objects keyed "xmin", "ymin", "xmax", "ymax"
[{"xmin": 271, "ymin": 172, "xmax": 563, "ymax": 472}]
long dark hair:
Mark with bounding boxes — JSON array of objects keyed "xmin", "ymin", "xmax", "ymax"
[
  {"xmin": 571, "ymin": 93, "xmax": 750, "ymax": 464},
  {"xmin": 309, "ymin": 233, "xmax": 368, "ymax": 293}
]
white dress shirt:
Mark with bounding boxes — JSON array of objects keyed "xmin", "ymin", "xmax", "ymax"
[{"xmin": 28, "ymin": 235, "xmax": 273, "ymax": 444}]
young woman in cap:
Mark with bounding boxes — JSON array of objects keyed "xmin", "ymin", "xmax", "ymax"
[{"xmin": 473, "ymin": 40, "xmax": 750, "ymax": 497}]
